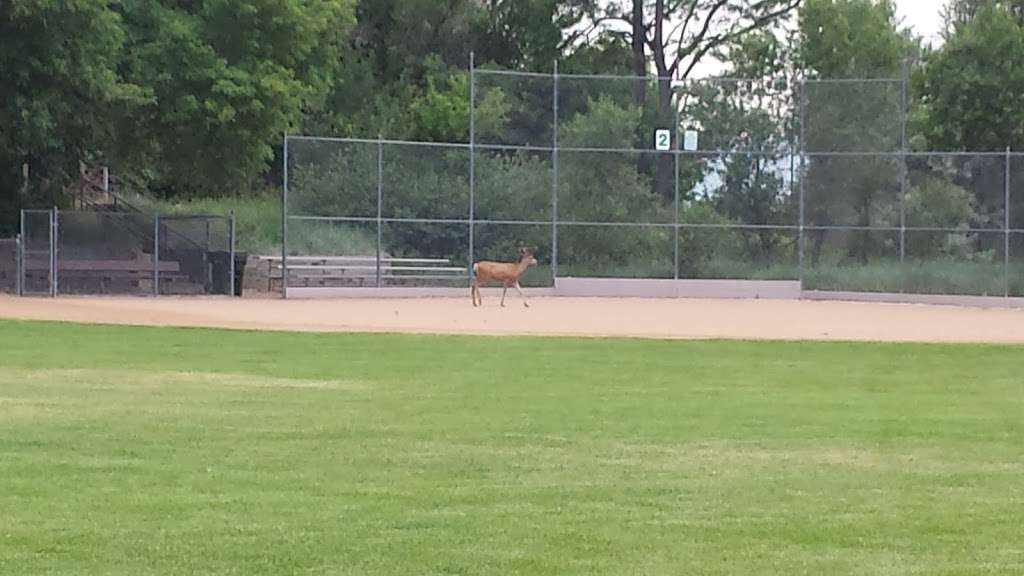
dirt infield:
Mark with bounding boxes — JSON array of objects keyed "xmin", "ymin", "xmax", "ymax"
[{"xmin": 2, "ymin": 293, "xmax": 1024, "ymax": 343}]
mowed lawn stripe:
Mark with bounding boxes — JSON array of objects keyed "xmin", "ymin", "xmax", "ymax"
[{"xmin": 1, "ymin": 320, "xmax": 1022, "ymax": 575}]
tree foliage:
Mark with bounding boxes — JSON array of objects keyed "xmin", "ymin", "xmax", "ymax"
[
  {"xmin": 682, "ymin": 31, "xmax": 794, "ymax": 263},
  {"xmin": 942, "ymin": 0, "xmax": 1024, "ymax": 37},
  {"xmin": 116, "ymin": 0, "xmax": 355, "ymax": 196},
  {"xmin": 799, "ymin": 0, "xmax": 911, "ymax": 265},
  {"xmin": 579, "ymin": 0, "xmax": 800, "ymax": 201},
  {"xmin": 919, "ymin": 5, "xmax": 1024, "ymax": 151},
  {"xmin": 0, "ymin": 0, "xmax": 145, "ymax": 229}
]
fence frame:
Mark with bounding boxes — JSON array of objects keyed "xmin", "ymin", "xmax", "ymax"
[
  {"xmin": 50, "ymin": 207, "xmax": 58, "ymax": 297},
  {"xmin": 280, "ymin": 64, "xmax": 1024, "ymax": 300},
  {"xmin": 154, "ymin": 213, "xmax": 236, "ymax": 296},
  {"xmin": 18, "ymin": 209, "xmax": 236, "ymax": 297},
  {"xmin": 17, "ymin": 208, "xmax": 54, "ymax": 296},
  {"xmin": 15, "ymin": 234, "xmax": 22, "ymax": 296},
  {"xmin": 153, "ymin": 213, "xmax": 160, "ymax": 296}
]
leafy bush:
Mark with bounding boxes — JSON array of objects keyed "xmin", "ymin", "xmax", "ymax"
[{"xmin": 904, "ymin": 175, "xmax": 989, "ymax": 260}]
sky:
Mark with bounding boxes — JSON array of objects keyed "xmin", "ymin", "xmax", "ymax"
[
  {"xmin": 894, "ymin": 0, "xmax": 945, "ymax": 44},
  {"xmin": 685, "ymin": 0, "xmax": 948, "ymax": 77},
  {"xmin": 589, "ymin": 0, "xmax": 950, "ymax": 78}
]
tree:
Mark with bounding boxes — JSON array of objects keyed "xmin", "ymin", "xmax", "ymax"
[
  {"xmin": 478, "ymin": 0, "xmax": 591, "ymax": 71},
  {"xmin": 683, "ymin": 31, "xmax": 795, "ymax": 264},
  {"xmin": 798, "ymin": 0, "xmax": 912, "ymax": 265},
  {"xmin": 557, "ymin": 95, "xmax": 671, "ymax": 272},
  {"xmin": 0, "ymin": 0, "xmax": 144, "ymax": 233},
  {"xmin": 918, "ymin": 4, "xmax": 1024, "ymax": 245},
  {"xmin": 942, "ymin": 0, "xmax": 1024, "ymax": 37},
  {"xmin": 579, "ymin": 0, "xmax": 800, "ymax": 201},
  {"xmin": 319, "ymin": 0, "xmax": 586, "ymax": 144},
  {"xmin": 903, "ymin": 175, "xmax": 979, "ymax": 259},
  {"xmin": 920, "ymin": 6, "xmax": 1024, "ymax": 152},
  {"xmin": 352, "ymin": 0, "xmax": 480, "ymax": 85},
  {"xmin": 115, "ymin": 0, "xmax": 355, "ymax": 197},
  {"xmin": 408, "ymin": 71, "xmax": 509, "ymax": 142}
]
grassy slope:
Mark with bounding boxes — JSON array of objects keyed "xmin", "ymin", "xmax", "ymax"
[
  {"xmin": 130, "ymin": 194, "xmax": 284, "ymax": 255},
  {"xmin": 138, "ymin": 194, "xmax": 379, "ymax": 257},
  {"xmin": 2, "ymin": 321, "xmax": 1022, "ymax": 575}
]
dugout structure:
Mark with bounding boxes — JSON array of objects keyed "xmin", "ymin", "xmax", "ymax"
[{"xmin": 17, "ymin": 207, "xmax": 238, "ymax": 297}]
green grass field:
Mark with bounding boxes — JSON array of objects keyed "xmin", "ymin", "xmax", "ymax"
[{"xmin": 2, "ymin": 320, "xmax": 1023, "ymax": 575}]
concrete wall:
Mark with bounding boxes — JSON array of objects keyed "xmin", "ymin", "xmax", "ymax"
[
  {"xmin": 802, "ymin": 290, "xmax": 1024, "ymax": 309},
  {"xmin": 286, "ymin": 279, "xmax": 1024, "ymax": 309},
  {"xmin": 287, "ymin": 286, "xmax": 555, "ymax": 299},
  {"xmin": 287, "ymin": 278, "xmax": 800, "ymax": 300},
  {"xmin": 553, "ymin": 277, "xmax": 801, "ymax": 299}
]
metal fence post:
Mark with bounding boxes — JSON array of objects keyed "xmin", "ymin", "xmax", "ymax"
[
  {"xmin": 19, "ymin": 209, "xmax": 26, "ymax": 296},
  {"xmin": 153, "ymin": 214, "xmax": 160, "ymax": 296},
  {"xmin": 229, "ymin": 210, "xmax": 236, "ymax": 297},
  {"xmin": 48, "ymin": 208, "xmax": 53, "ymax": 296},
  {"xmin": 899, "ymin": 60, "xmax": 908, "ymax": 268},
  {"xmin": 51, "ymin": 206, "xmax": 58, "ymax": 297},
  {"xmin": 673, "ymin": 100, "xmax": 680, "ymax": 281},
  {"xmin": 789, "ymin": 150, "xmax": 796, "ymax": 264},
  {"xmin": 377, "ymin": 135, "xmax": 384, "ymax": 288},
  {"xmin": 15, "ymin": 233, "xmax": 22, "ymax": 296},
  {"xmin": 469, "ymin": 51, "xmax": 476, "ymax": 277},
  {"xmin": 551, "ymin": 60, "xmax": 559, "ymax": 280},
  {"xmin": 798, "ymin": 79, "xmax": 807, "ymax": 285},
  {"xmin": 1006, "ymin": 146, "xmax": 1011, "ymax": 298},
  {"xmin": 281, "ymin": 132, "xmax": 289, "ymax": 299}
]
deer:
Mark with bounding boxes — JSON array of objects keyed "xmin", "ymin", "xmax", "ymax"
[{"xmin": 471, "ymin": 247, "xmax": 538, "ymax": 308}]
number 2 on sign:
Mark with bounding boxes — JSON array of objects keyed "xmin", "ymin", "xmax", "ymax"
[{"xmin": 655, "ymin": 129, "xmax": 671, "ymax": 151}]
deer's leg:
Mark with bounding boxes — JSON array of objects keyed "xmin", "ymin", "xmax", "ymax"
[
  {"xmin": 514, "ymin": 281, "xmax": 529, "ymax": 308},
  {"xmin": 471, "ymin": 279, "xmax": 480, "ymax": 306},
  {"xmin": 501, "ymin": 282, "xmax": 509, "ymax": 307}
]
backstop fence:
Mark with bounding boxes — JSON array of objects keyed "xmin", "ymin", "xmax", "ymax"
[
  {"xmin": 17, "ymin": 208, "xmax": 237, "ymax": 296},
  {"xmin": 285, "ymin": 66, "xmax": 1024, "ymax": 298}
]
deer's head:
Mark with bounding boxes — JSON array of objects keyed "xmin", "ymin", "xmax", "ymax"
[{"xmin": 519, "ymin": 247, "xmax": 538, "ymax": 267}]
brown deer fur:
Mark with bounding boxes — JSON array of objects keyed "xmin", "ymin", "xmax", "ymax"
[{"xmin": 471, "ymin": 247, "xmax": 538, "ymax": 307}]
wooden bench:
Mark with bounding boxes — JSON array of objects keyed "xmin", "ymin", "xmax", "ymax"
[
  {"xmin": 22, "ymin": 256, "xmax": 196, "ymax": 294},
  {"xmin": 56, "ymin": 259, "xmax": 180, "ymax": 273},
  {"xmin": 260, "ymin": 255, "xmax": 468, "ymax": 290}
]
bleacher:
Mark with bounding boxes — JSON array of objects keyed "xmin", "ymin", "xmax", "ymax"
[{"xmin": 261, "ymin": 255, "xmax": 468, "ymax": 290}]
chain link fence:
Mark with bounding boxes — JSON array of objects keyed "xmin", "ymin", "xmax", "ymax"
[
  {"xmin": 283, "ymin": 66, "xmax": 1024, "ymax": 298},
  {"xmin": 18, "ymin": 209, "xmax": 237, "ymax": 296},
  {"xmin": 0, "ymin": 238, "xmax": 18, "ymax": 294},
  {"xmin": 20, "ymin": 210, "xmax": 55, "ymax": 296}
]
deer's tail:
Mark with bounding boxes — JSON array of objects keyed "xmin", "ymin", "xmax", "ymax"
[{"xmin": 472, "ymin": 262, "xmax": 479, "ymax": 276}]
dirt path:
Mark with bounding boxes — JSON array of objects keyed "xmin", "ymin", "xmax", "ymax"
[{"xmin": 3, "ymin": 294, "xmax": 1024, "ymax": 343}]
